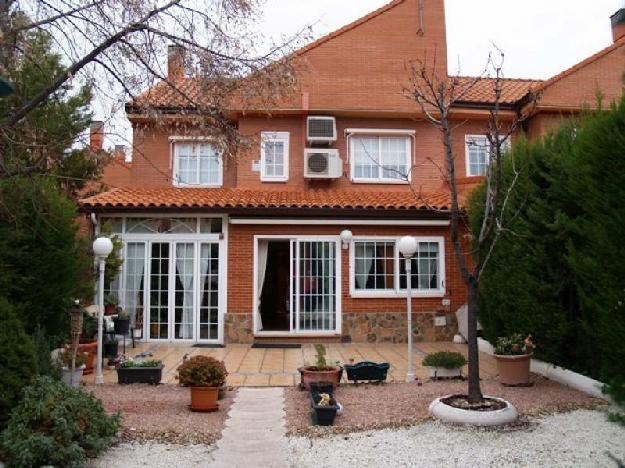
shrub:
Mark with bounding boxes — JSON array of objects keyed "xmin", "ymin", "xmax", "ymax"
[
  {"xmin": 80, "ymin": 314, "xmax": 97, "ymax": 342},
  {"xmin": 0, "ymin": 298, "xmax": 37, "ymax": 429},
  {"xmin": 494, "ymin": 335, "xmax": 534, "ymax": 356},
  {"xmin": 0, "ymin": 376, "xmax": 120, "ymax": 468},
  {"xmin": 604, "ymin": 380, "xmax": 625, "ymax": 427},
  {"xmin": 119, "ymin": 359, "xmax": 162, "ymax": 368},
  {"xmin": 31, "ymin": 327, "xmax": 61, "ymax": 380},
  {"xmin": 422, "ymin": 351, "xmax": 467, "ymax": 369},
  {"xmin": 57, "ymin": 350, "xmax": 87, "ymax": 368},
  {"xmin": 177, "ymin": 356, "xmax": 227, "ymax": 387}
]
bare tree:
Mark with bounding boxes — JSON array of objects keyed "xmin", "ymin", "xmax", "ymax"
[
  {"xmin": 405, "ymin": 51, "xmax": 538, "ymax": 403},
  {"xmin": 0, "ymin": 0, "xmax": 306, "ymax": 177}
]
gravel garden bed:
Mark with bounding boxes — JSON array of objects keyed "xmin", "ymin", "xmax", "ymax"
[
  {"xmin": 284, "ymin": 376, "xmax": 604, "ymax": 436},
  {"xmin": 87, "ymin": 384, "xmax": 236, "ymax": 445}
]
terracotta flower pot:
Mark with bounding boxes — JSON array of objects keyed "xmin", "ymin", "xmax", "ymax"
[
  {"xmin": 494, "ymin": 353, "xmax": 532, "ymax": 386},
  {"xmin": 190, "ymin": 386, "xmax": 219, "ymax": 412},
  {"xmin": 76, "ymin": 341, "xmax": 98, "ymax": 375},
  {"xmin": 298, "ymin": 366, "xmax": 342, "ymax": 390}
]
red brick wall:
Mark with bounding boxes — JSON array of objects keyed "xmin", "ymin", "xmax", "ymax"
[{"xmin": 227, "ymin": 223, "xmax": 468, "ymax": 319}]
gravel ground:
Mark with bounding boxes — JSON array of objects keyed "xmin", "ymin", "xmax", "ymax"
[
  {"xmin": 89, "ymin": 442, "xmax": 217, "ymax": 468},
  {"xmin": 285, "ymin": 377, "xmax": 603, "ymax": 436},
  {"xmin": 87, "ymin": 384, "xmax": 235, "ymax": 445},
  {"xmin": 287, "ymin": 409, "xmax": 625, "ymax": 467}
]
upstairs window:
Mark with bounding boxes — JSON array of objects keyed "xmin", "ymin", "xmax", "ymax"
[
  {"xmin": 465, "ymin": 135, "xmax": 511, "ymax": 177},
  {"xmin": 260, "ymin": 132, "xmax": 289, "ymax": 182},
  {"xmin": 351, "ymin": 135, "xmax": 410, "ymax": 183},
  {"xmin": 173, "ymin": 142, "xmax": 222, "ymax": 187}
]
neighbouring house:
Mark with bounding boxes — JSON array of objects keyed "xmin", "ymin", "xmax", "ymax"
[{"xmin": 80, "ymin": 0, "xmax": 625, "ymax": 345}]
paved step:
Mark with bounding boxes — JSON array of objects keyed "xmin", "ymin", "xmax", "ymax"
[{"xmin": 209, "ymin": 387, "xmax": 288, "ymax": 468}]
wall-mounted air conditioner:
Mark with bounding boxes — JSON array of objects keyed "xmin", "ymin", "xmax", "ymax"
[
  {"xmin": 304, "ymin": 149, "xmax": 342, "ymax": 179},
  {"xmin": 307, "ymin": 116, "xmax": 337, "ymax": 144}
]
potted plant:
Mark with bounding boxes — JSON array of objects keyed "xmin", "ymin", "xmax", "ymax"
[
  {"xmin": 494, "ymin": 334, "xmax": 534, "ymax": 386},
  {"xmin": 344, "ymin": 361, "xmax": 390, "ymax": 384},
  {"xmin": 113, "ymin": 308, "xmax": 130, "ymax": 335},
  {"xmin": 298, "ymin": 344, "xmax": 343, "ymax": 390},
  {"xmin": 76, "ymin": 313, "xmax": 98, "ymax": 375},
  {"xmin": 58, "ymin": 350, "xmax": 87, "ymax": 388},
  {"xmin": 116, "ymin": 358, "xmax": 164, "ymax": 384},
  {"xmin": 423, "ymin": 351, "xmax": 467, "ymax": 379},
  {"xmin": 177, "ymin": 355, "xmax": 228, "ymax": 412},
  {"xmin": 104, "ymin": 294, "xmax": 118, "ymax": 315},
  {"xmin": 103, "ymin": 334, "xmax": 119, "ymax": 359},
  {"xmin": 309, "ymin": 382, "xmax": 340, "ymax": 426}
]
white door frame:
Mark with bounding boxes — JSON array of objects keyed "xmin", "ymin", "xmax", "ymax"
[{"xmin": 253, "ymin": 235, "xmax": 342, "ymax": 337}]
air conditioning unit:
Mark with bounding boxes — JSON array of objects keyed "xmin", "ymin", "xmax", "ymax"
[
  {"xmin": 307, "ymin": 116, "xmax": 337, "ymax": 144},
  {"xmin": 304, "ymin": 149, "xmax": 342, "ymax": 179}
]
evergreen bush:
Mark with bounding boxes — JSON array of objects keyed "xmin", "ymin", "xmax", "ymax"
[
  {"xmin": 471, "ymin": 98, "xmax": 625, "ymax": 384},
  {"xmin": 0, "ymin": 298, "xmax": 37, "ymax": 429},
  {"xmin": 0, "ymin": 377, "xmax": 120, "ymax": 468}
]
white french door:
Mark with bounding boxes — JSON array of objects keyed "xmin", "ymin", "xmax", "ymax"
[
  {"xmin": 290, "ymin": 239, "xmax": 339, "ymax": 333},
  {"xmin": 141, "ymin": 240, "xmax": 221, "ymax": 343}
]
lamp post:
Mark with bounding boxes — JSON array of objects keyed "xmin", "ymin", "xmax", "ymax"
[
  {"xmin": 398, "ymin": 235, "xmax": 417, "ymax": 383},
  {"xmin": 93, "ymin": 237, "xmax": 113, "ymax": 385}
]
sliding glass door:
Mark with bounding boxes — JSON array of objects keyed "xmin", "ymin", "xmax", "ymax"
[{"xmin": 149, "ymin": 242, "xmax": 170, "ymax": 340}]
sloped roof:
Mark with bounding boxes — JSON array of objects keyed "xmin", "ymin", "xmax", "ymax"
[
  {"xmin": 453, "ymin": 77, "xmax": 542, "ymax": 105},
  {"xmin": 79, "ymin": 187, "xmax": 452, "ymax": 211}
]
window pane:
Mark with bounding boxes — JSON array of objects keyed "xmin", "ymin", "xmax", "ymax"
[
  {"xmin": 353, "ymin": 136, "xmax": 379, "ymax": 179},
  {"xmin": 380, "ymin": 137, "xmax": 408, "ymax": 180},
  {"xmin": 353, "ymin": 241, "xmax": 395, "ymax": 290},
  {"xmin": 175, "ymin": 142, "xmax": 220, "ymax": 186},
  {"xmin": 399, "ymin": 242, "xmax": 440, "ymax": 290},
  {"xmin": 467, "ymin": 137, "xmax": 489, "ymax": 176},
  {"xmin": 263, "ymin": 139, "xmax": 286, "ymax": 178}
]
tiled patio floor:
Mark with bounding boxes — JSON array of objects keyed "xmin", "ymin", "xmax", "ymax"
[{"xmin": 92, "ymin": 341, "xmax": 498, "ymax": 387}]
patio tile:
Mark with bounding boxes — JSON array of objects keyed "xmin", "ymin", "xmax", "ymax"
[
  {"xmin": 243, "ymin": 374, "xmax": 271, "ymax": 387},
  {"xmin": 269, "ymin": 374, "xmax": 296, "ymax": 387}
]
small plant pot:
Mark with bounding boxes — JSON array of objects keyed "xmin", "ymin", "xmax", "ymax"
[
  {"xmin": 494, "ymin": 353, "xmax": 532, "ymax": 386},
  {"xmin": 133, "ymin": 328, "xmax": 143, "ymax": 339},
  {"xmin": 298, "ymin": 366, "xmax": 342, "ymax": 390},
  {"xmin": 114, "ymin": 318, "xmax": 130, "ymax": 335},
  {"xmin": 104, "ymin": 304, "xmax": 116, "ymax": 316},
  {"xmin": 190, "ymin": 386, "xmax": 219, "ymax": 412},
  {"xmin": 103, "ymin": 341, "xmax": 119, "ymax": 358},
  {"xmin": 344, "ymin": 361, "xmax": 390, "ymax": 383},
  {"xmin": 426, "ymin": 366, "xmax": 463, "ymax": 380},
  {"xmin": 76, "ymin": 341, "xmax": 97, "ymax": 375},
  {"xmin": 309, "ymin": 384, "xmax": 339, "ymax": 426},
  {"xmin": 62, "ymin": 366, "xmax": 85, "ymax": 388},
  {"xmin": 116, "ymin": 365, "xmax": 163, "ymax": 385}
]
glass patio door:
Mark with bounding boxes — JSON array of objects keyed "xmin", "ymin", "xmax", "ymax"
[
  {"xmin": 292, "ymin": 240, "xmax": 338, "ymax": 332},
  {"xmin": 148, "ymin": 242, "xmax": 170, "ymax": 340},
  {"xmin": 197, "ymin": 242, "xmax": 220, "ymax": 341}
]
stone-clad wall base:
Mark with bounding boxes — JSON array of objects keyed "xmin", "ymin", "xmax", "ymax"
[
  {"xmin": 225, "ymin": 314, "xmax": 253, "ymax": 344},
  {"xmin": 342, "ymin": 312, "xmax": 457, "ymax": 343}
]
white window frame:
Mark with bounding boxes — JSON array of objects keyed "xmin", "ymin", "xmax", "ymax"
[
  {"xmin": 465, "ymin": 134, "xmax": 512, "ymax": 177},
  {"xmin": 349, "ymin": 236, "xmax": 446, "ymax": 298},
  {"xmin": 349, "ymin": 133, "xmax": 412, "ymax": 184},
  {"xmin": 172, "ymin": 141, "xmax": 223, "ymax": 187},
  {"xmin": 260, "ymin": 132, "xmax": 289, "ymax": 182}
]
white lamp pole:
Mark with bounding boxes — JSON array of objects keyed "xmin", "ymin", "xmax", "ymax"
[
  {"xmin": 398, "ymin": 235, "xmax": 417, "ymax": 383},
  {"xmin": 93, "ymin": 237, "xmax": 113, "ymax": 385}
]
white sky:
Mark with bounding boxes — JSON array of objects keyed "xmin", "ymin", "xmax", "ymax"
[{"xmin": 99, "ymin": 0, "xmax": 624, "ymax": 148}]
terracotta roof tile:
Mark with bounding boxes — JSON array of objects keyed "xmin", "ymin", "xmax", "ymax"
[
  {"xmin": 79, "ymin": 187, "xmax": 452, "ymax": 211},
  {"xmin": 453, "ymin": 77, "xmax": 542, "ymax": 105}
]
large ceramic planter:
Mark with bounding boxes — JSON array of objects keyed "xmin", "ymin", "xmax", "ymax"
[
  {"xmin": 116, "ymin": 365, "xmax": 163, "ymax": 385},
  {"xmin": 426, "ymin": 366, "xmax": 463, "ymax": 379},
  {"xmin": 495, "ymin": 353, "xmax": 532, "ymax": 386},
  {"xmin": 190, "ymin": 386, "xmax": 219, "ymax": 412},
  {"xmin": 429, "ymin": 394, "xmax": 518, "ymax": 426},
  {"xmin": 298, "ymin": 366, "xmax": 342, "ymax": 390},
  {"xmin": 77, "ymin": 341, "xmax": 97, "ymax": 375},
  {"xmin": 62, "ymin": 365, "xmax": 85, "ymax": 388},
  {"xmin": 344, "ymin": 361, "xmax": 389, "ymax": 383}
]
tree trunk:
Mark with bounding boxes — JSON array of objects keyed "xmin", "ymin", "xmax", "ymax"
[{"xmin": 466, "ymin": 278, "xmax": 483, "ymax": 403}]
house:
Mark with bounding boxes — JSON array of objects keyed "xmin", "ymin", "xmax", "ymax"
[{"xmin": 80, "ymin": 0, "xmax": 625, "ymax": 345}]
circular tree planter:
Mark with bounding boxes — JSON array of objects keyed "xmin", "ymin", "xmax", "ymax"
[{"xmin": 429, "ymin": 394, "xmax": 518, "ymax": 426}]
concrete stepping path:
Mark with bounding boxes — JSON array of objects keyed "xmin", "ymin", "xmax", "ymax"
[{"xmin": 209, "ymin": 387, "xmax": 287, "ymax": 468}]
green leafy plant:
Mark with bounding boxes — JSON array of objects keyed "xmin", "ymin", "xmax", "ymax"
[
  {"xmin": 104, "ymin": 294, "xmax": 118, "ymax": 307},
  {"xmin": 422, "ymin": 351, "xmax": 467, "ymax": 369},
  {"xmin": 494, "ymin": 334, "xmax": 534, "ymax": 356},
  {"xmin": 604, "ymin": 380, "xmax": 625, "ymax": 427},
  {"xmin": 115, "ymin": 307, "xmax": 129, "ymax": 320},
  {"xmin": 119, "ymin": 359, "xmax": 162, "ymax": 368},
  {"xmin": 0, "ymin": 376, "xmax": 120, "ymax": 468},
  {"xmin": 80, "ymin": 314, "xmax": 98, "ymax": 342},
  {"xmin": 177, "ymin": 355, "xmax": 227, "ymax": 387},
  {"xmin": 0, "ymin": 298, "xmax": 37, "ymax": 429},
  {"xmin": 57, "ymin": 350, "xmax": 87, "ymax": 368}
]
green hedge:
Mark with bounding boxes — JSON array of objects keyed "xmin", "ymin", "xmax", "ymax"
[
  {"xmin": 470, "ymin": 97, "xmax": 625, "ymax": 384},
  {"xmin": 0, "ymin": 377, "xmax": 120, "ymax": 468}
]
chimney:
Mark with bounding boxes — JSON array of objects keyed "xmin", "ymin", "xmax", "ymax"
[
  {"xmin": 89, "ymin": 121, "xmax": 103, "ymax": 151},
  {"xmin": 611, "ymin": 8, "xmax": 625, "ymax": 42},
  {"xmin": 167, "ymin": 44, "xmax": 186, "ymax": 81}
]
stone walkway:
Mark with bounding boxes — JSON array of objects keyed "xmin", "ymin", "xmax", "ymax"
[
  {"xmin": 209, "ymin": 387, "xmax": 287, "ymax": 468},
  {"xmin": 95, "ymin": 342, "xmax": 497, "ymax": 386}
]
